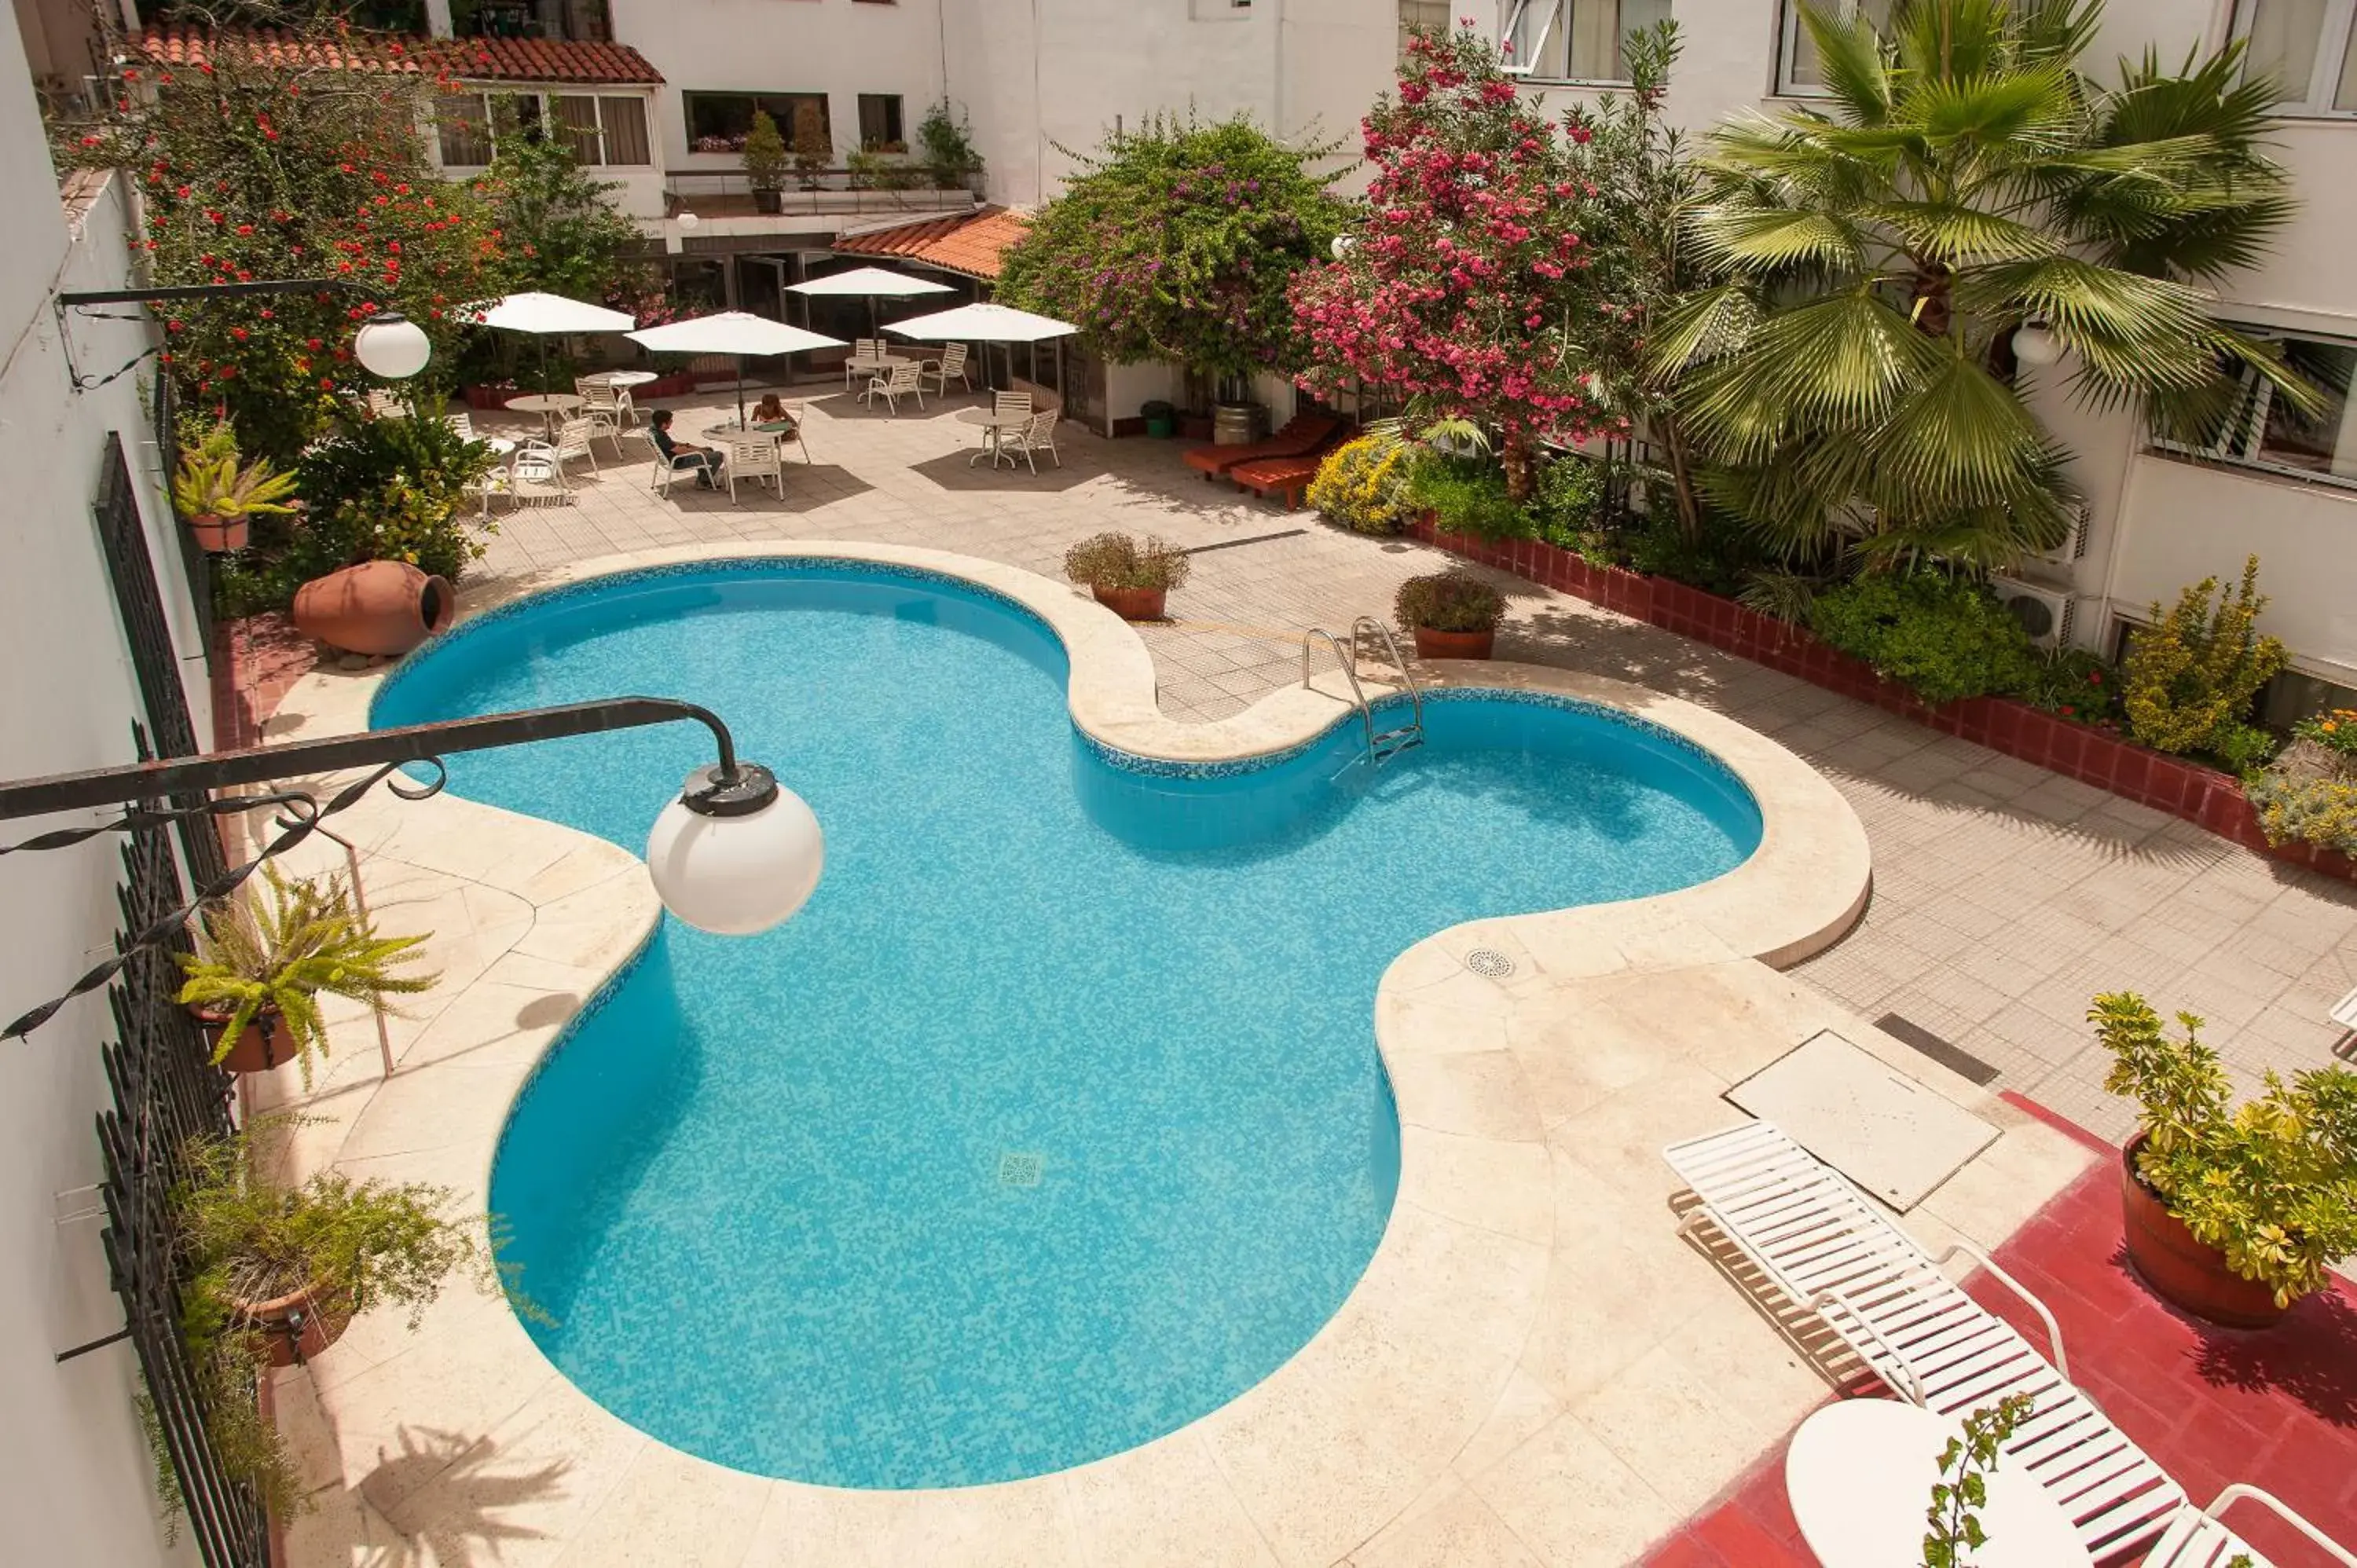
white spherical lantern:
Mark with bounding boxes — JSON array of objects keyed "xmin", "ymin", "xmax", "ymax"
[
  {"xmin": 1330, "ymin": 234, "xmax": 1358, "ymax": 259},
  {"xmin": 644, "ymin": 765, "xmax": 824, "ymax": 935},
  {"xmin": 676, "ymin": 210, "xmax": 701, "ymax": 231},
  {"xmin": 353, "ymin": 311, "xmax": 433, "ymax": 380},
  {"xmin": 2011, "ymin": 321, "xmax": 2062, "ymax": 368}
]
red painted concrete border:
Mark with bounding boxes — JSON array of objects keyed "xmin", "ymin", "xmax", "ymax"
[{"xmin": 1412, "ymin": 518, "xmax": 2357, "ymax": 885}]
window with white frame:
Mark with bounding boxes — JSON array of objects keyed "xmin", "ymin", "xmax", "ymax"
[
  {"xmin": 1501, "ymin": 0, "xmax": 1672, "ymax": 82},
  {"xmin": 2231, "ymin": 0, "xmax": 2357, "ymax": 116},
  {"xmin": 2156, "ymin": 328, "xmax": 2357, "ymax": 489},
  {"xmin": 1775, "ymin": 0, "xmax": 1894, "ymax": 95},
  {"xmin": 434, "ymin": 90, "xmax": 650, "ymax": 168}
]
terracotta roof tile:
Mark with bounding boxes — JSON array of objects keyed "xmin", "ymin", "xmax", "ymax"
[
  {"xmin": 138, "ymin": 25, "xmax": 663, "ymax": 87},
  {"xmin": 832, "ymin": 208, "xmax": 1031, "ymax": 281}
]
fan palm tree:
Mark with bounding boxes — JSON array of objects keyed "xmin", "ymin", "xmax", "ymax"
[{"xmin": 1652, "ymin": 0, "xmax": 2305, "ymax": 570}]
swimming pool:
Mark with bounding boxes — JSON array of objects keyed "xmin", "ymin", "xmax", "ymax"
[{"xmin": 372, "ymin": 559, "xmax": 1761, "ymax": 1489}]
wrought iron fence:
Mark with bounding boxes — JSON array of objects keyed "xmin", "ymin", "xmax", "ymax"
[{"xmin": 94, "ymin": 789, "xmax": 267, "ymax": 1568}]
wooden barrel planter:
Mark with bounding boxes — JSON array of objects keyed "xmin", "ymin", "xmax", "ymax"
[
  {"xmin": 1091, "ymin": 584, "xmax": 1168, "ymax": 621},
  {"xmin": 1411, "ymin": 626, "xmax": 1496, "ymax": 660},
  {"xmin": 292, "ymin": 561, "xmax": 455, "ymax": 657},
  {"xmin": 2120, "ymin": 1135, "xmax": 2287, "ymax": 1328}
]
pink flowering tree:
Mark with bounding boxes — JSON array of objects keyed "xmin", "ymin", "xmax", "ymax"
[{"xmin": 1290, "ymin": 24, "xmax": 1614, "ymax": 500}]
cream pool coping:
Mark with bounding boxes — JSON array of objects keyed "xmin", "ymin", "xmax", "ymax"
[{"xmin": 250, "ymin": 542, "xmax": 2092, "ymax": 1567}]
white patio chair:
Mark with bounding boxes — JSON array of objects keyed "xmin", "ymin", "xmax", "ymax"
[
  {"xmin": 2145, "ymin": 1484, "xmax": 2357, "ymax": 1567},
  {"xmin": 919, "ymin": 342, "xmax": 971, "ymax": 397},
  {"xmin": 993, "ymin": 389, "xmax": 1032, "ymax": 421},
  {"xmin": 365, "ymin": 387, "xmax": 405, "ymax": 419},
  {"xmin": 443, "ymin": 411, "xmax": 476, "ymax": 441},
  {"xmin": 725, "ymin": 436, "xmax": 784, "ymax": 504},
  {"xmin": 577, "ymin": 384, "xmax": 627, "ymax": 452},
  {"xmin": 1000, "ymin": 410, "xmax": 1062, "ymax": 474},
  {"xmin": 863, "ymin": 361, "xmax": 926, "ymax": 414},
  {"xmin": 507, "ymin": 441, "xmax": 570, "ymax": 507},
  {"xmin": 2330, "ymin": 984, "xmax": 2357, "ymax": 1053},
  {"xmin": 547, "ymin": 416, "xmax": 599, "ymax": 478},
  {"xmin": 461, "ymin": 451, "xmax": 514, "ymax": 520},
  {"xmin": 1662, "ymin": 1119, "xmax": 2185, "ymax": 1563},
  {"xmin": 846, "ymin": 338, "xmax": 885, "ymax": 391}
]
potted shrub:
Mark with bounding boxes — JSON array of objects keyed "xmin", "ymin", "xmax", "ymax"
[
  {"xmin": 1063, "ymin": 531, "xmax": 1191, "ymax": 621},
  {"xmin": 176, "ymin": 866, "xmax": 437, "ymax": 1086},
  {"xmin": 170, "ymin": 423, "xmax": 299, "ymax": 552},
  {"xmin": 2095, "ymin": 991, "xmax": 2357, "ymax": 1327},
  {"xmin": 1395, "ymin": 570, "xmax": 1505, "ymax": 660},
  {"xmin": 742, "ymin": 109, "xmax": 790, "ymax": 214},
  {"xmin": 790, "ymin": 116, "xmax": 831, "ymax": 191}
]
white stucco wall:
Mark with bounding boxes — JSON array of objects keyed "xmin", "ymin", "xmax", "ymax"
[{"xmin": 0, "ymin": 4, "xmax": 209, "ymax": 1563}]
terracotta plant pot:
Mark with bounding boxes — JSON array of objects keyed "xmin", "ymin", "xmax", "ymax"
[
  {"xmin": 2120, "ymin": 1134, "xmax": 2288, "ymax": 1328},
  {"xmin": 1411, "ymin": 625, "xmax": 1496, "ymax": 660},
  {"xmin": 233, "ymin": 1282, "xmax": 353, "ymax": 1368},
  {"xmin": 291, "ymin": 561, "xmax": 454, "ymax": 656},
  {"xmin": 1092, "ymin": 584, "xmax": 1168, "ymax": 621},
  {"xmin": 191, "ymin": 1002, "xmax": 294, "ymax": 1075},
  {"xmin": 186, "ymin": 513, "xmax": 247, "ymax": 552}
]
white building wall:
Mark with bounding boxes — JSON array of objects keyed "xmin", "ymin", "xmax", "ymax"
[{"xmin": 0, "ymin": 0, "xmax": 210, "ymax": 1560}]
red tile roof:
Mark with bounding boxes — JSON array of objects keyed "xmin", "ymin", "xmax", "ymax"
[
  {"xmin": 832, "ymin": 207, "xmax": 1032, "ymax": 281},
  {"xmin": 137, "ymin": 25, "xmax": 664, "ymax": 87}
]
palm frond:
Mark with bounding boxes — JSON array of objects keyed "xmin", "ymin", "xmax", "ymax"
[
  {"xmin": 1907, "ymin": 64, "xmax": 2080, "ymax": 153},
  {"xmin": 1689, "ymin": 204, "xmax": 1872, "ymax": 275},
  {"xmin": 1862, "ymin": 200, "xmax": 2058, "ymax": 265},
  {"xmin": 1864, "ymin": 347, "xmax": 2055, "ymax": 514},
  {"xmin": 1644, "ymin": 283, "xmax": 1761, "ymax": 380},
  {"xmin": 1800, "ymin": 0, "xmax": 1893, "ymax": 126},
  {"xmin": 1677, "ymin": 291, "xmax": 1945, "ymax": 458}
]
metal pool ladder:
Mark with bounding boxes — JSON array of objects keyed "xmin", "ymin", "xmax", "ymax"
[{"xmin": 1301, "ymin": 618, "xmax": 1425, "ymax": 764}]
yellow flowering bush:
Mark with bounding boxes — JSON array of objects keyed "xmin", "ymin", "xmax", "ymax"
[
  {"xmin": 2120, "ymin": 556, "xmax": 2286, "ymax": 755},
  {"xmin": 1307, "ymin": 434, "xmax": 1418, "ymax": 535},
  {"xmin": 2249, "ymin": 738, "xmax": 2357, "ymax": 859}
]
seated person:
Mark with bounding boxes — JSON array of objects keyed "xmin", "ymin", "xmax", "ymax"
[
  {"xmin": 751, "ymin": 393, "xmax": 794, "ymax": 429},
  {"xmin": 648, "ymin": 409, "xmax": 725, "ymax": 489}
]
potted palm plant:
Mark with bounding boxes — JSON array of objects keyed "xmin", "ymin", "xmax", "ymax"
[
  {"xmin": 1395, "ymin": 570, "xmax": 1505, "ymax": 659},
  {"xmin": 1063, "ymin": 532, "xmax": 1193, "ymax": 621},
  {"xmin": 2095, "ymin": 991, "xmax": 2357, "ymax": 1327},
  {"xmin": 742, "ymin": 109, "xmax": 790, "ymax": 214},
  {"xmin": 175, "ymin": 866, "xmax": 436, "ymax": 1086},
  {"xmin": 170, "ymin": 423, "xmax": 299, "ymax": 552}
]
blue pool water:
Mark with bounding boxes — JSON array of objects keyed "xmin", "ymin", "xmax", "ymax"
[{"xmin": 373, "ymin": 561, "xmax": 1761, "ymax": 1489}]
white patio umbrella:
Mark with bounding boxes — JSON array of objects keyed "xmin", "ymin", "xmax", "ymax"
[
  {"xmin": 465, "ymin": 291, "xmax": 638, "ymax": 392},
  {"xmin": 885, "ymin": 302, "xmax": 1079, "ymax": 391},
  {"xmin": 785, "ymin": 265, "xmax": 953, "ymax": 337},
  {"xmin": 625, "ymin": 312, "xmax": 846, "ymax": 425}
]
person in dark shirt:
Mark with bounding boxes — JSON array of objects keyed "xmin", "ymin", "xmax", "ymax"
[{"xmin": 649, "ymin": 409, "xmax": 725, "ymax": 489}]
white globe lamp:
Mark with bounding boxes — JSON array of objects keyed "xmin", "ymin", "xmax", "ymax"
[
  {"xmin": 676, "ymin": 210, "xmax": 701, "ymax": 232},
  {"xmin": 1330, "ymin": 234, "xmax": 1358, "ymax": 259},
  {"xmin": 353, "ymin": 310, "xmax": 433, "ymax": 380},
  {"xmin": 645, "ymin": 764, "xmax": 824, "ymax": 934},
  {"xmin": 2011, "ymin": 321, "xmax": 2062, "ymax": 368}
]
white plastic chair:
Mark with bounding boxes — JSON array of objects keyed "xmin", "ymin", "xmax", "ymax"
[
  {"xmin": 577, "ymin": 384, "xmax": 626, "ymax": 452},
  {"xmin": 462, "ymin": 451, "xmax": 513, "ymax": 519},
  {"xmin": 365, "ymin": 388, "xmax": 405, "ymax": 419},
  {"xmin": 443, "ymin": 411, "xmax": 476, "ymax": 441},
  {"xmin": 863, "ymin": 361, "xmax": 926, "ymax": 413},
  {"xmin": 846, "ymin": 338, "xmax": 884, "ymax": 391},
  {"xmin": 1000, "ymin": 410, "xmax": 1061, "ymax": 474},
  {"xmin": 2144, "ymin": 1484, "xmax": 2357, "ymax": 1567},
  {"xmin": 993, "ymin": 389, "xmax": 1032, "ymax": 421},
  {"xmin": 1663, "ymin": 1119, "xmax": 2185, "ymax": 1563},
  {"xmin": 2330, "ymin": 984, "xmax": 2357, "ymax": 1052},
  {"xmin": 919, "ymin": 342, "xmax": 971, "ymax": 396},
  {"xmin": 546, "ymin": 416, "xmax": 599, "ymax": 478},
  {"xmin": 507, "ymin": 442, "xmax": 569, "ymax": 507},
  {"xmin": 725, "ymin": 436, "xmax": 783, "ymax": 503}
]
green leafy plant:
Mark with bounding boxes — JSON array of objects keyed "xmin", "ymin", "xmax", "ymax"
[
  {"xmin": 790, "ymin": 113, "xmax": 831, "ymax": 187},
  {"xmin": 2018, "ymin": 647, "xmax": 2119, "ymax": 725},
  {"xmin": 916, "ymin": 99, "xmax": 982, "ymax": 189},
  {"xmin": 1062, "ymin": 532, "xmax": 1193, "ymax": 592},
  {"xmin": 1807, "ymin": 574, "xmax": 2040, "ymax": 706},
  {"xmin": 2293, "ymin": 708, "xmax": 2357, "ymax": 757},
  {"xmin": 2121, "ymin": 556, "xmax": 2287, "ymax": 756},
  {"xmin": 1624, "ymin": 507, "xmax": 1766, "ymax": 595},
  {"xmin": 478, "ymin": 105, "xmax": 655, "ymax": 315},
  {"xmin": 1395, "ymin": 571, "xmax": 1505, "ymax": 634},
  {"xmin": 171, "ymin": 422, "xmax": 299, "ymax": 524},
  {"xmin": 174, "ymin": 866, "xmax": 436, "ymax": 1087},
  {"xmin": 2207, "ymin": 722, "xmax": 2280, "ymax": 776},
  {"xmin": 1922, "ymin": 1394, "xmax": 2035, "ymax": 1568},
  {"xmin": 845, "ymin": 145, "xmax": 926, "ymax": 192},
  {"xmin": 1527, "ymin": 455, "xmax": 1607, "ymax": 552},
  {"xmin": 1736, "ymin": 566, "xmax": 1823, "ymax": 628},
  {"xmin": 2249, "ymin": 738, "xmax": 2357, "ymax": 859},
  {"xmin": 1307, "ymin": 433, "xmax": 1420, "ymax": 536},
  {"xmin": 1406, "ymin": 456, "xmax": 1529, "ymax": 542},
  {"xmin": 2095, "ymin": 991, "xmax": 2357, "ymax": 1306},
  {"xmin": 741, "ymin": 109, "xmax": 791, "ymax": 193}
]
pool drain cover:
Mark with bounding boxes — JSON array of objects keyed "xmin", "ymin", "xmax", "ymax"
[
  {"xmin": 998, "ymin": 1152, "xmax": 1043, "ymax": 1188},
  {"xmin": 1464, "ymin": 948, "xmax": 1516, "ymax": 979}
]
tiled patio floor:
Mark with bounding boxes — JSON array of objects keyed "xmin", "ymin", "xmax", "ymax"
[
  {"xmin": 1643, "ymin": 1097, "xmax": 2357, "ymax": 1567},
  {"xmin": 431, "ymin": 383, "xmax": 2357, "ymax": 1143}
]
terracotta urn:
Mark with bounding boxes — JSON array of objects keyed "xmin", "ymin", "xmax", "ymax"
[
  {"xmin": 1411, "ymin": 625, "xmax": 1496, "ymax": 660},
  {"xmin": 186, "ymin": 514, "xmax": 247, "ymax": 553},
  {"xmin": 2120, "ymin": 1134, "xmax": 2288, "ymax": 1328},
  {"xmin": 191, "ymin": 1002, "xmax": 294, "ymax": 1075},
  {"xmin": 292, "ymin": 561, "xmax": 454, "ymax": 656},
  {"xmin": 233, "ymin": 1282, "xmax": 353, "ymax": 1368},
  {"xmin": 1092, "ymin": 584, "xmax": 1168, "ymax": 621}
]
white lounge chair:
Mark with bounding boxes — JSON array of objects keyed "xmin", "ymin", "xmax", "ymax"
[
  {"xmin": 2330, "ymin": 984, "xmax": 2357, "ymax": 1053},
  {"xmin": 1663, "ymin": 1119, "xmax": 2185, "ymax": 1563},
  {"xmin": 725, "ymin": 436, "xmax": 783, "ymax": 503},
  {"xmin": 2145, "ymin": 1484, "xmax": 2357, "ymax": 1567},
  {"xmin": 863, "ymin": 361, "xmax": 926, "ymax": 413},
  {"xmin": 919, "ymin": 341, "xmax": 971, "ymax": 396},
  {"xmin": 444, "ymin": 411, "xmax": 477, "ymax": 441}
]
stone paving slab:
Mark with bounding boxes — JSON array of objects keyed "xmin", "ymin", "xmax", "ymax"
[{"xmin": 457, "ymin": 386, "xmax": 2357, "ymax": 1143}]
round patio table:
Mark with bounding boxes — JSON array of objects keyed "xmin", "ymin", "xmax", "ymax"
[
  {"xmin": 1786, "ymin": 1400, "xmax": 2090, "ymax": 1568},
  {"xmin": 504, "ymin": 392, "xmax": 584, "ymax": 436},
  {"xmin": 956, "ymin": 406, "xmax": 1027, "ymax": 466},
  {"xmin": 845, "ymin": 354, "xmax": 915, "ymax": 378}
]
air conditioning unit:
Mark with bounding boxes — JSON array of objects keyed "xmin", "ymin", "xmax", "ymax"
[
  {"xmin": 1992, "ymin": 576, "xmax": 2077, "ymax": 650},
  {"xmin": 2031, "ymin": 504, "xmax": 2091, "ymax": 570}
]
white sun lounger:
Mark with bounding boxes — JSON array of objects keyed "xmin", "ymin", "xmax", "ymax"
[
  {"xmin": 2144, "ymin": 1483, "xmax": 2357, "ymax": 1567},
  {"xmin": 1663, "ymin": 1118, "xmax": 2185, "ymax": 1563}
]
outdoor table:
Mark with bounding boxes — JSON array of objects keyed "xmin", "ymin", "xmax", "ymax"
[
  {"xmin": 1785, "ymin": 1400, "xmax": 2090, "ymax": 1568},
  {"xmin": 846, "ymin": 353, "xmax": 915, "ymax": 379},
  {"xmin": 704, "ymin": 419, "xmax": 797, "ymax": 444},
  {"xmin": 504, "ymin": 392, "xmax": 584, "ymax": 435},
  {"xmin": 956, "ymin": 406, "xmax": 1028, "ymax": 467}
]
